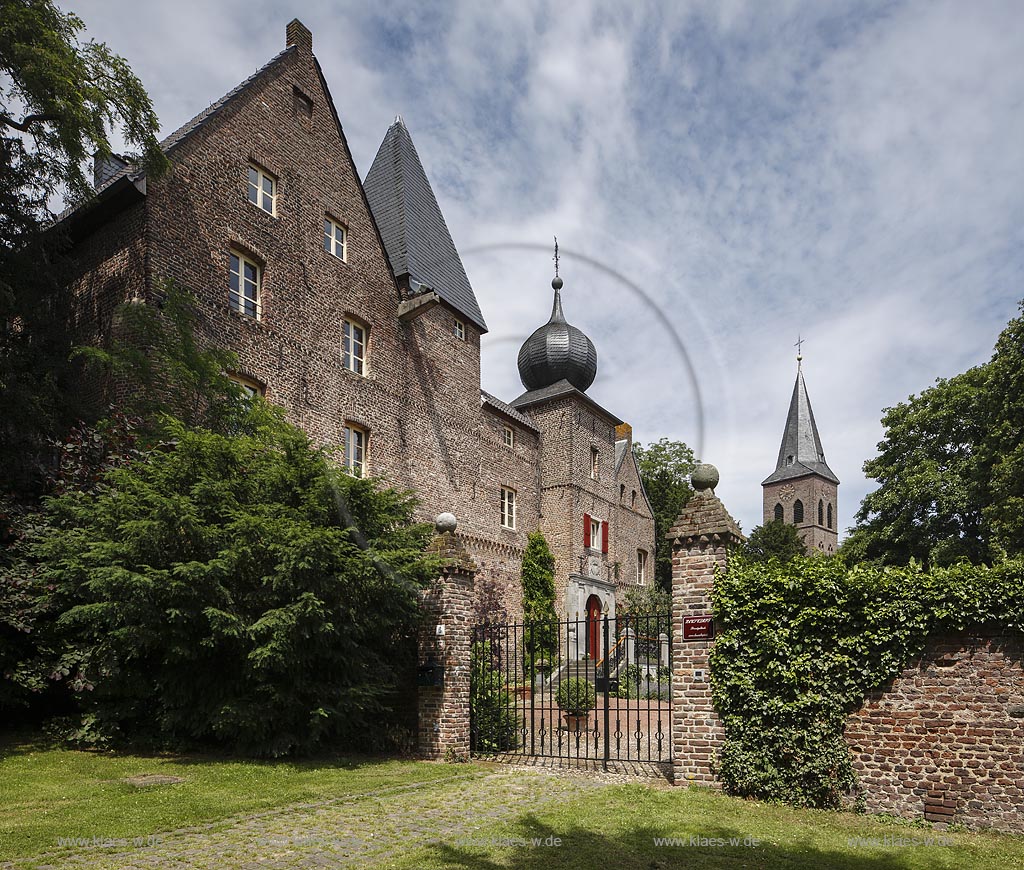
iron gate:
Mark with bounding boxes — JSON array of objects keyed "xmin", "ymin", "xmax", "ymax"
[{"xmin": 470, "ymin": 613, "xmax": 672, "ymax": 766}]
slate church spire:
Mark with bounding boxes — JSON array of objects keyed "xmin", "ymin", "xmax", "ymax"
[{"xmin": 762, "ymin": 347, "xmax": 839, "ymax": 554}]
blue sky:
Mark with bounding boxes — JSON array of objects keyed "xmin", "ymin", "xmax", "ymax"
[{"xmin": 71, "ymin": 0, "xmax": 1024, "ymax": 537}]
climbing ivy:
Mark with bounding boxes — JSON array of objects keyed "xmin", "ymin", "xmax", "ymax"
[{"xmin": 710, "ymin": 553, "xmax": 1024, "ymax": 808}]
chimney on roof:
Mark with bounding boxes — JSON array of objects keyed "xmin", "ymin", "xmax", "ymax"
[
  {"xmin": 92, "ymin": 152, "xmax": 128, "ymax": 190},
  {"xmin": 286, "ymin": 19, "xmax": 312, "ymax": 53}
]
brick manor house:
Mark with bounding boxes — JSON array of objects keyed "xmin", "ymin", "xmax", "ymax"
[{"xmin": 57, "ymin": 20, "xmax": 655, "ymax": 634}]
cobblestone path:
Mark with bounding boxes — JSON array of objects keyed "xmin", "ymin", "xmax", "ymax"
[{"xmin": 4, "ymin": 768, "xmax": 604, "ymax": 869}]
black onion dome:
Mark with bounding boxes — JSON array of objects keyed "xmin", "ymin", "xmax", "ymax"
[{"xmin": 517, "ymin": 277, "xmax": 598, "ymax": 392}]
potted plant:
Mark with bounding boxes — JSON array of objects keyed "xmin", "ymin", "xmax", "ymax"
[{"xmin": 557, "ymin": 678, "xmax": 596, "ymax": 733}]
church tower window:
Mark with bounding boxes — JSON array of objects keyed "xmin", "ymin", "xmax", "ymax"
[
  {"xmin": 827, "ymin": 503, "xmax": 833, "ymax": 529},
  {"xmin": 818, "ymin": 499, "xmax": 824, "ymax": 526},
  {"xmin": 793, "ymin": 499, "xmax": 804, "ymax": 523},
  {"xmin": 774, "ymin": 503, "xmax": 783, "ymax": 521}
]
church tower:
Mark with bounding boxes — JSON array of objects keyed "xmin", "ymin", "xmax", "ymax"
[{"xmin": 761, "ymin": 351, "xmax": 839, "ymax": 554}]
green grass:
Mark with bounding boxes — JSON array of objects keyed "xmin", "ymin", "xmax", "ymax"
[
  {"xmin": 394, "ymin": 781, "xmax": 1024, "ymax": 870},
  {"xmin": 2, "ymin": 736, "xmax": 1023, "ymax": 869},
  {"xmin": 0, "ymin": 734, "xmax": 477, "ymax": 863}
]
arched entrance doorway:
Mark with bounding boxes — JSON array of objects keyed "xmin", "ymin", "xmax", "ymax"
[{"xmin": 585, "ymin": 594, "xmax": 602, "ymax": 660}]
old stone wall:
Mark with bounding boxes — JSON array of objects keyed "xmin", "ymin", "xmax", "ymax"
[{"xmin": 846, "ymin": 632, "xmax": 1024, "ymax": 833}]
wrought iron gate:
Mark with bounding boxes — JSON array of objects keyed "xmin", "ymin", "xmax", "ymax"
[{"xmin": 470, "ymin": 613, "xmax": 672, "ymax": 766}]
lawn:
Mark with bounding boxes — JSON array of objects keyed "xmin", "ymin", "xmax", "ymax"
[{"xmin": 1, "ymin": 735, "xmax": 1023, "ymax": 869}]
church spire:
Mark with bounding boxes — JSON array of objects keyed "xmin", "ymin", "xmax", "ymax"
[{"xmin": 762, "ymin": 359, "xmax": 839, "ymax": 486}]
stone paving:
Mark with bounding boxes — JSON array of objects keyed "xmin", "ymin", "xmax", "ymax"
[{"xmin": 4, "ymin": 768, "xmax": 605, "ymax": 870}]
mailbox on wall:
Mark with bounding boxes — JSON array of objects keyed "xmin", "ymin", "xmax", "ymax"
[{"xmin": 417, "ymin": 662, "xmax": 444, "ymax": 688}]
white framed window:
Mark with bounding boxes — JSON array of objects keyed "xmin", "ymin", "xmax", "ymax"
[
  {"xmin": 637, "ymin": 549, "xmax": 648, "ymax": 585},
  {"xmin": 342, "ymin": 318, "xmax": 367, "ymax": 375},
  {"xmin": 500, "ymin": 487, "xmax": 517, "ymax": 530},
  {"xmin": 229, "ymin": 252, "xmax": 261, "ymax": 319},
  {"xmin": 229, "ymin": 373, "xmax": 264, "ymax": 399},
  {"xmin": 454, "ymin": 318, "xmax": 466, "ymax": 340},
  {"xmin": 324, "ymin": 217, "xmax": 347, "ymax": 260},
  {"xmin": 503, "ymin": 426, "xmax": 514, "ymax": 448},
  {"xmin": 590, "ymin": 516, "xmax": 601, "ymax": 550},
  {"xmin": 247, "ymin": 164, "xmax": 276, "ymax": 215},
  {"xmin": 342, "ymin": 424, "xmax": 367, "ymax": 477},
  {"xmin": 590, "ymin": 446, "xmax": 599, "ymax": 479}
]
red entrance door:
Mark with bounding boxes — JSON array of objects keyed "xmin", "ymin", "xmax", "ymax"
[{"xmin": 586, "ymin": 595, "xmax": 602, "ymax": 660}]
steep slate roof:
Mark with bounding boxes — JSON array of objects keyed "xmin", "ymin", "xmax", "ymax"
[
  {"xmin": 510, "ymin": 378, "xmax": 623, "ymax": 426},
  {"xmin": 481, "ymin": 390, "xmax": 538, "ymax": 432},
  {"xmin": 762, "ymin": 368, "xmax": 840, "ymax": 485},
  {"xmin": 363, "ymin": 118, "xmax": 487, "ymax": 332}
]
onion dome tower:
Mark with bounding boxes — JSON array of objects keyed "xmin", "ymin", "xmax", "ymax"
[{"xmin": 517, "ymin": 239, "xmax": 598, "ymax": 392}]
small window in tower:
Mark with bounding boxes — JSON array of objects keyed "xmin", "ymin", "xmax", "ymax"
[
  {"xmin": 293, "ymin": 86, "xmax": 313, "ymax": 120},
  {"xmin": 620, "ymin": 484, "xmax": 626, "ymax": 500},
  {"xmin": 637, "ymin": 549, "xmax": 648, "ymax": 584},
  {"xmin": 787, "ymin": 454, "xmax": 794, "ymax": 466},
  {"xmin": 454, "ymin": 318, "xmax": 466, "ymax": 341},
  {"xmin": 793, "ymin": 499, "xmax": 804, "ymax": 523},
  {"xmin": 827, "ymin": 503, "xmax": 833, "ymax": 529},
  {"xmin": 503, "ymin": 426, "xmax": 514, "ymax": 448},
  {"xmin": 590, "ymin": 516, "xmax": 601, "ymax": 550},
  {"xmin": 818, "ymin": 499, "xmax": 824, "ymax": 526},
  {"xmin": 247, "ymin": 164, "xmax": 277, "ymax": 215},
  {"xmin": 591, "ymin": 447, "xmax": 599, "ymax": 479},
  {"xmin": 500, "ymin": 487, "xmax": 517, "ymax": 530},
  {"xmin": 774, "ymin": 503, "xmax": 784, "ymax": 521},
  {"xmin": 631, "ymin": 490, "xmax": 637, "ymax": 508}
]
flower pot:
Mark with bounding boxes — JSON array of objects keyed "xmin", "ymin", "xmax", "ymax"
[
  {"xmin": 514, "ymin": 686, "xmax": 532, "ymax": 701},
  {"xmin": 563, "ymin": 713, "xmax": 590, "ymax": 733}
]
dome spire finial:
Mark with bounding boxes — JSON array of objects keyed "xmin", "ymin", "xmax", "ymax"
[
  {"xmin": 516, "ymin": 239, "xmax": 597, "ymax": 393},
  {"xmin": 795, "ymin": 334, "xmax": 804, "ymax": 370},
  {"xmin": 550, "ymin": 236, "xmax": 564, "ymax": 321}
]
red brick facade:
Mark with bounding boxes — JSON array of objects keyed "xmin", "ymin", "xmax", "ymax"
[
  {"xmin": 60, "ymin": 20, "xmax": 655, "ymax": 626},
  {"xmin": 846, "ymin": 632, "xmax": 1024, "ymax": 832}
]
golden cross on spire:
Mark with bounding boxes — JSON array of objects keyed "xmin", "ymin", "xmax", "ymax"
[{"xmin": 795, "ymin": 334, "xmax": 805, "ymax": 369}]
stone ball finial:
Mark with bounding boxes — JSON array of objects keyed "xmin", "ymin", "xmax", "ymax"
[
  {"xmin": 435, "ymin": 512, "xmax": 457, "ymax": 534},
  {"xmin": 691, "ymin": 463, "xmax": 719, "ymax": 492},
  {"xmin": 552, "ymin": 276, "xmax": 563, "ymax": 290}
]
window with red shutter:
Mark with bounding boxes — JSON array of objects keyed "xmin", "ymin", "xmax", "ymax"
[
  {"xmin": 583, "ymin": 513, "xmax": 591, "ymax": 548},
  {"xmin": 601, "ymin": 520, "xmax": 609, "ymax": 554}
]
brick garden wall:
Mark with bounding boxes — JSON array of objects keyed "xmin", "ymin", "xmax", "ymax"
[{"xmin": 846, "ymin": 632, "xmax": 1024, "ymax": 832}]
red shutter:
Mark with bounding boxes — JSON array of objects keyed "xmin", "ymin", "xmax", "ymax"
[
  {"xmin": 583, "ymin": 513, "xmax": 591, "ymax": 548},
  {"xmin": 601, "ymin": 521, "xmax": 609, "ymax": 554}
]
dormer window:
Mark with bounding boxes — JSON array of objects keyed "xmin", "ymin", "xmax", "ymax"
[{"xmin": 247, "ymin": 164, "xmax": 276, "ymax": 215}]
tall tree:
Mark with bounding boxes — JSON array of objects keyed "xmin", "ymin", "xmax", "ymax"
[
  {"xmin": 847, "ymin": 301, "xmax": 1024, "ymax": 567},
  {"xmin": 0, "ymin": 0, "xmax": 168, "ymax": 495},
  {"xmin": 634, "ymin": 438, "xmax": 697, "ymax": 590},
  {"xmin": 741, "ymin": 520, "xmax": 806, "ymax": 564}
]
